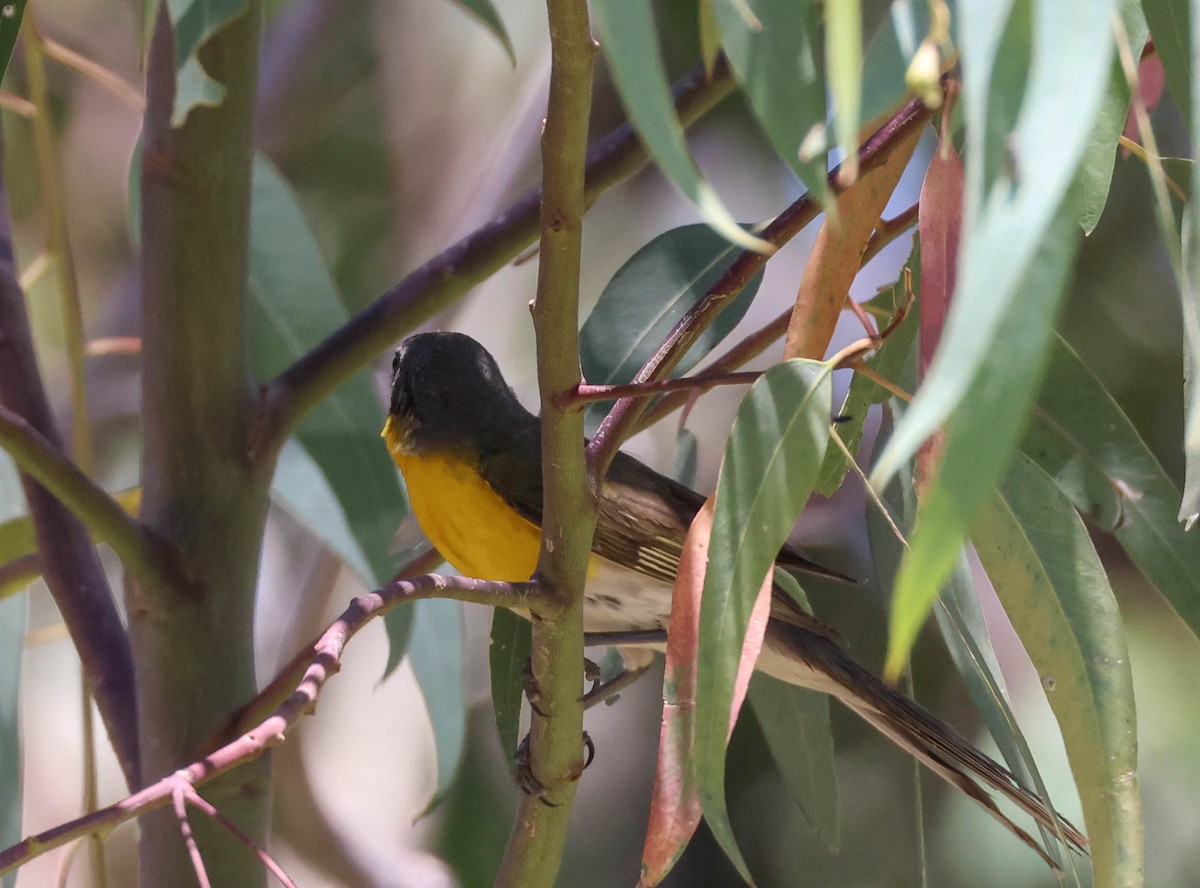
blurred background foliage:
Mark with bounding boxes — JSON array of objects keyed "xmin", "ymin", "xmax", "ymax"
[{"xmin": 0, "ymin": 0, "xmax": 1196, "ymax": 885}]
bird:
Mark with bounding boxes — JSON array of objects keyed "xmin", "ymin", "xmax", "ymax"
[{"xmin": 381, "ymin": 330, "xmax": 1086, "ymax": 865}]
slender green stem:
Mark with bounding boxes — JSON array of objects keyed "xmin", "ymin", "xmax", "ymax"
[
  {"xmin": 22, "ymin": 20, "xmax": 91, "ymax": 476},
  {"xmin": 23, "ymin": 21, "xmax": 108, "ymax": 871},
  {"xmin": 494, "ymin": 1, "xmax": 594, "ymax": 885}
]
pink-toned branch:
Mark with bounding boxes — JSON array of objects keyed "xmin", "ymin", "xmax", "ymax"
[{"xmin": 0, "ymin": 574, "xmax": 542, "ymax": 878}]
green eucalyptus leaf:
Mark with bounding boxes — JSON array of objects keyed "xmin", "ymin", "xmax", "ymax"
[
  {"xmin": 709, "ymin": 0, "xmax": 828, "ymax": 193},
  {"xmin": 1022, "ymin": 336, "xmax": 1200, "ymax": 641},
  {"xmin": 592, "ymin": 0, "xmax": 768, "ymax": 250},
  {"xmin": 489, "ymin": 607, "xmax": 530, "ymax": 773},
  {"xmin": 696, "ymin": 358, "xmax": 833, "ymax": 878},
  {"xmin": 975, "ymin": 455, "xmax": 1142, "ymax": 888}
]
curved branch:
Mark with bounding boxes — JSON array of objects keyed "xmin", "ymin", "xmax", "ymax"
[
  {"xmin": 0, "ymin": 129, "xmax": 139, "ymax": 787},
  {"xmin": 0, "ymin": 573, "xmax": 541, "ymax": 877},
  {"xmin": 252, "ymin": 59, "xmax": 734, "ymax": 459},
  {"xmin": 0, "ymin": 405, "xmax": 185, "ymax": 593}
]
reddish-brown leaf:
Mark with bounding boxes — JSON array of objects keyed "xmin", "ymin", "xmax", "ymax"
[
  {"xmin": 784, "ymin": 127, "xmax": 922, "ymax": 360},
  {"xmin": 917, "ymin": 132, "xmax": 963, "ymax": 375},
  {"xmin": 914, "ymin": 123, "xmax": 963, "ymax": 498},
  {"xmin": 1122, "ymin": 54, "xmax": 1165, "ymax": 146},
  {"xmin": 637, "ymin": 499, "xmax": 771, "ymax": 887}
]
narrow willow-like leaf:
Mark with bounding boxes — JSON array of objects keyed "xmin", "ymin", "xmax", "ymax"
[
  {"xmin": 0, "ymin": 589, "xmax": 22, "ymax": 888},
  {"xmin": 710, "ymin": 0, "xmax": 828, "ymax": 194},
  {"xmin": 975, "ymin": 455, "xmax": 1142, "ymax": 888},
  {"xmin": 696, "ymin": 359, "xmax": 832, "ymax": 877},
  {"xmin": 591, "ymin": 0, "xmax": 768, "ymax": 251},
  {"xmin": 865, "ymin": 447, "xmax": 1059, "ymax": 859},
  {"xmin": 826, "ymin": 0, "xmax": 864, "ymax": 180},
  {"xmin": 884, "ymin": 190, "xmax": 1081, "ymax": 680},
  {"xmin": 934, "ymin": 561, "xmax": 1064, "ymax": 863},
  {"xmin": 672, "ymin": 427, "xmax": 698, "ymax": 489},
  {"xmin": 270, "ymin": 439, "xmax": 374, "ymax": 587},
  {"xmin": 641, "ymin": 498, "xmax": 715, "ymax": 886},
  {"xmin": 748, "ymin": 676, "xmax": 839, "ymax": 849},
  {"xmin": 1022, "ymin": 335, "xmax": 1200, "ymax": 641},
  {"xmin": 859, "ymin": 0, "xmax": 928, "ymax": 126},
  {"xmin": 0, "ymin": 488, "xmax": 140, "ymax": 600},
  {"xmin": 872, "ymin": 0, "xmax": 1116, "ymax": 489},
  {"xmin": 447, "ymin": 0, "xmax": 514, "ymax": 64},
  {"xmin": 1183, "ymin": 0, "xmax": 1200, "ymax": 521},
  {"xmin": 1077, "ymin": 0, "xmax": 1148, "ymax": 234},
  {"xmin": 489, "ymin": 607, "xmax": 530, "ymax": 773}
]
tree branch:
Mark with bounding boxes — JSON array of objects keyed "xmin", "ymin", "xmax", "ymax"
[
  {"xmin": 0, "ymin": 404, "xmax": 186, "ymax": 592},
  {"xmin": 0, "ymin": 128, "xmax": 139, "ymax": 789},
  {"xmin": 495, "ymin": 1, "xmax": 595, "ymax": 885},
  {"xmin": 252, "ymin": 59, "xmax": 734, "ymax": 459},
  {"xmin": 587, "ymin": 94, "xmax": 933, "ymax": 473},
  {"xmin": 0, "ymin": 573, "xmax": 539, "ymax": 878}
]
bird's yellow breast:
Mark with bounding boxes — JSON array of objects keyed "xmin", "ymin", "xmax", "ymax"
[{"xmin": 390, "ymin": 446, "xmax": 543, "ymax": 583}]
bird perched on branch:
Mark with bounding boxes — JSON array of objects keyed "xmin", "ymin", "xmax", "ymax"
[{"xmin": 382, "ymin": 330, "xmax": 1085, "ymax": 866}]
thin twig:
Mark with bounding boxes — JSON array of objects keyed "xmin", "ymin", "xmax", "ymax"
[
  {"xmin": 0, "ymin": 92, "xmax": 37, "ymax": 117},
  {"xmin": 17, "ymin": 250, "xmax": 50, "ymax": 289},
  {"xmin": 185, "ymin": 790, "xmax": 298, "ymax": 888},
  {"xmin": 173, "ymin": 783, "xmax": 211, "ymax": 888},
  {"xmin": 830, "ymin": 425, "xmax": 907, "ymax": 548},
  {"xmin": 84, "ymin": 337, "xmax": 142, "ymax": 357},
  {"xmin": 0, "ymin": 573, "xmax": 543, "ymax": 877},
  {"xmin": 24, "ymin": 19, "xmax": 93, "ymax": 477},
  {"xmin": 39, "ymin": 34, "xmax": 145, "ymax": 111},
  {"xmin": 565, "ymin": 371, "xmax": 761, "ymax": 406},
  {"xmin": 1117, "ymin": 136, "xmax": 1188, "ymax": 200}
]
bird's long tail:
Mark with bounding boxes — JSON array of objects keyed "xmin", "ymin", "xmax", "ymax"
[{"xmin": 759, "ymin": 622, "xmax": 1087, "ymax": 869}]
